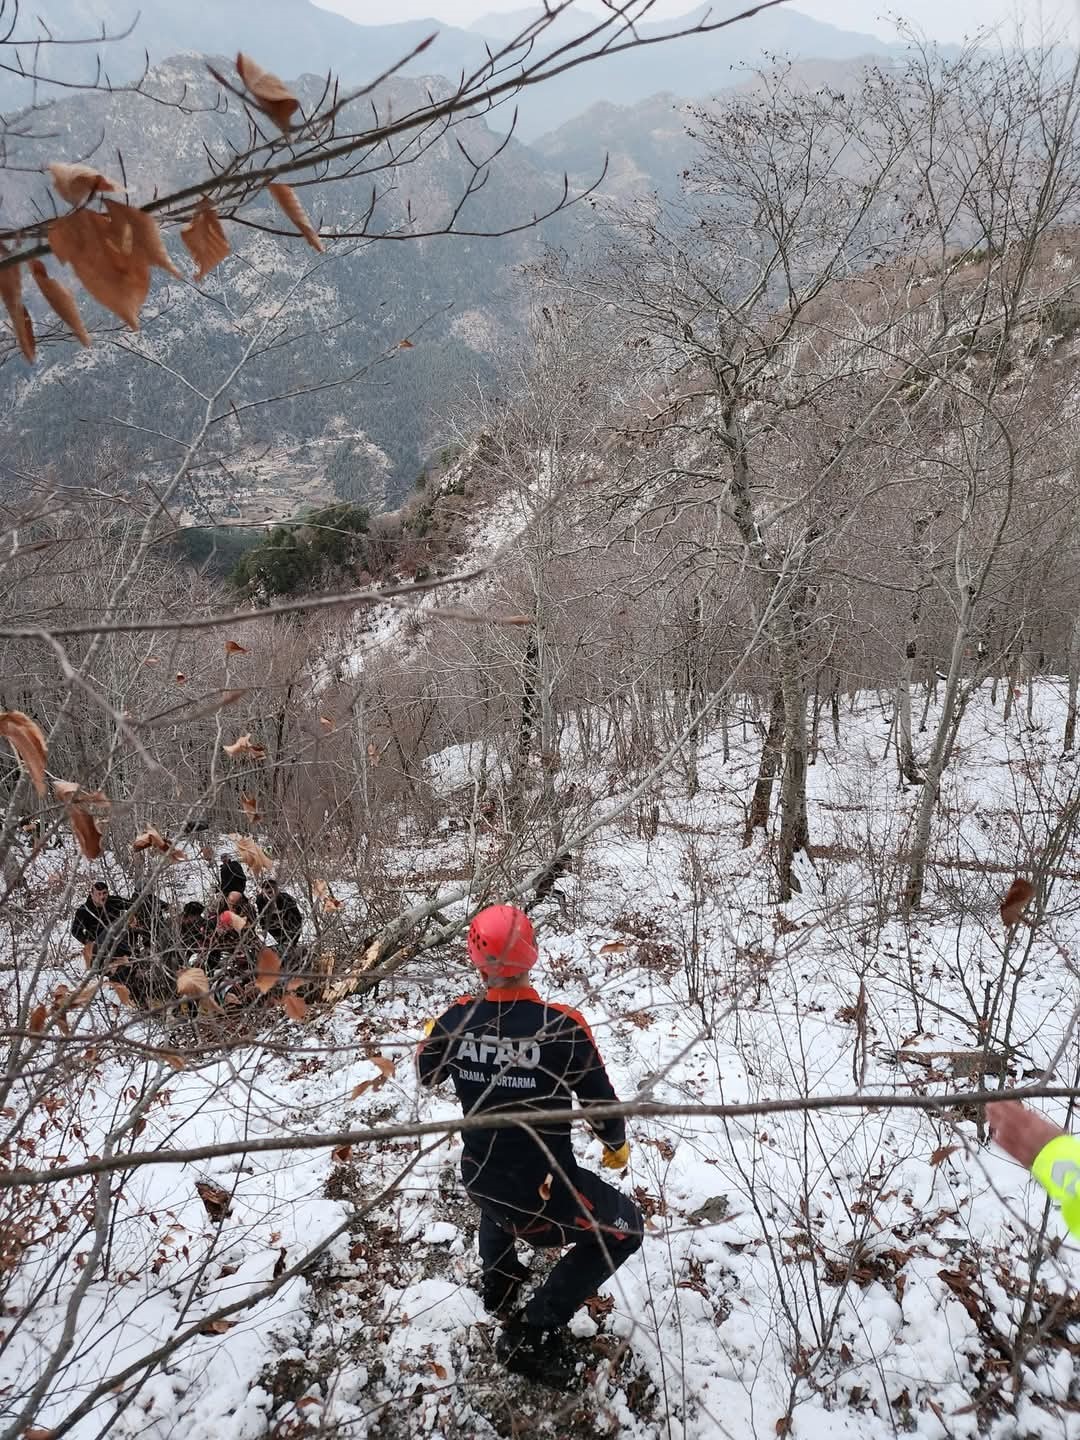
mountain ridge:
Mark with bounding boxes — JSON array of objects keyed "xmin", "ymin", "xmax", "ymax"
[{"xmin": 2, "ymin": 0, "xmax": 905, "ymax": 138}]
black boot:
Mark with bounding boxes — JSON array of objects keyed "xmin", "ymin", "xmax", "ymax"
[
  {"xmin": 495, "ymin": 1314, "xmax": 579, "ymax": 1386},
  {"xmin": 480, "ymin": 1257, "xmax": 529, "ymax": 1315}
]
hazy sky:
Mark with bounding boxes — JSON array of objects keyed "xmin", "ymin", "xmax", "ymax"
[{"xmin": 314, "ymin": 0, "xmax": 1078, "ymax": 44}]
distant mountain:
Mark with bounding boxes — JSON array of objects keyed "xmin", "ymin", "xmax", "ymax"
[
  {"xmin": 3, "ymin": 0, "xmax": 901, "ymax": 138},
  {"xmin": 0, "ymin": 3, "xmax": 917, "ymax": 518},
  {"xmin": 1, "ymin": 0, "xmax": 487, "ymax": 107},
  {"xmin": 534, "ymin": 93, "xmax": 698, "ymax": 199},
  {"xmin": 0, "ymin": 60, "xmax": 570, "ymax": 514}
]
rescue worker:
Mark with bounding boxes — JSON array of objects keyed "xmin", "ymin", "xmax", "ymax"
[
  {"xmin": 988, "ymin": 1099, "xmax": 1080, "ymax": 1238},
  {"xmin": 416, "ymin": 904, "xmax": 643, "ymax": 1384},
  {"xmin": 257, "ymin": 879, "xmax": 303, "ymax": 951},
  {"xmin": 224, "ymin": 888, "xmax": 258, "ymax": 929},
  {"xmin": 207, "ymin": 906, "xmax": 256, "ymax": 1006},
  {"xmin": 178, "ymin": 901, "xmax": 212, "ymax": 958},
  {"xmin": 71, "ymin": 882, "xmax": 132, "ymax": 969},
  {"xmin": 219, "ymin": 852, "xmax": 247, "ymax": 898}
]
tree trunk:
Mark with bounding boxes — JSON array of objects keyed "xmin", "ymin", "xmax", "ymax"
[
  {"xmin": 744, "ymin": 685, "xmax": 784, "ymax": 846},
  {"xmin": 809, "ymin": 676, "xmax": 821, "ymax": 766},
  {"xmin": 1023, "ymin": 643, "xmax": 1036, "ymax": 728},
  {"xmin": 1064, "ymin": 612, "xmax": 1080, "ymax": 751},
  {"xmin": 905, "ymin": 587, "xmax": 975, "ymax": 912},
  {"xmin": 897, "ymin": 518, "xmax": 930, "ymax": 784},
  {"xmin": 516, "ymin": 630, "xmax": 539, "ymax": 772},
  {"xmin": 776, "ymin": 620, "xmax": 810, "ymax": 899},
  {"xmin": 896, "ymin": 643, "xmax": 924, "ymax": 784}
]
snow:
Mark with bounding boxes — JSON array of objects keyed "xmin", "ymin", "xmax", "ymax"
[{"xmin": 5, "ymin": 682, "xmax": 1080, "ymax": 1438}]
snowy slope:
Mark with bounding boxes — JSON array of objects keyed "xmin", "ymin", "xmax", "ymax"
[{"xmin": 4, "ymin": 683, "xmax": 1080, "ymax": 1440}]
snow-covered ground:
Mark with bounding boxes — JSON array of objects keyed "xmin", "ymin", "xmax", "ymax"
[{"xmin": 4, "ymin": 683, "xmax": 1080, "ymax": 1440}]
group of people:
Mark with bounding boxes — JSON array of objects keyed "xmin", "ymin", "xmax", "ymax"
[
  {"xmin": 71, "ymin": 854, "xmax": 305, "ymax": 1006},
  {"xmin": 66, "ymin": 863, "xmax": 1080, "ymax": 1387},
  {"xmin": 415, "ymin": 904, "xmax": 1080, "ymax": 1386}
]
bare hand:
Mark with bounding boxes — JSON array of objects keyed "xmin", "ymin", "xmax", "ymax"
[{"xmin": 986, "ymin": 1100, "xmax": 1065, "ymax": 1169}]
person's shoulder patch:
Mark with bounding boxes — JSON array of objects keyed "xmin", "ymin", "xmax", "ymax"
[
  {"xmin": 545, "ymin": 999, "xmax": 597, "ymax": 1047},
  {"xmin": 432, "ymin": 996, "xmax": 476, "ymax": 1029}
]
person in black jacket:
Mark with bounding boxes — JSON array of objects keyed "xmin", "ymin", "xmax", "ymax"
[
  {"xmin": 416, "ymin": 904, "xmax": 643, "ymax": 1384},
  {"xmin": 257, "ymin": 880, "xmax": 303, "ymax": 949},
  {"xmin": 178, "ymin": 901, "xmax": 210, "ymax": 953},
  {"xmin": 219, "ymin": 853, "xmax": 247, "ymax": 897},
  {"xmin": 71, "ymin": 882, "xmax": 132, "ymax": 971}
]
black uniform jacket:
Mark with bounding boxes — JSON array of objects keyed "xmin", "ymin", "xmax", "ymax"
[
  {"xmin": 417, "ymin": 985, "xmax": 625, "ymax": 1221},
  {"xmin": 71, "ymin": 895, "xmax": 132, "ymax": 954}
]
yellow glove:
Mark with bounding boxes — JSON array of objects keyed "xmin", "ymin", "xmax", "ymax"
[
  {"xmin": 602, "ymin": 1141, "xmax": 630, "ymax": 1170},
  {"xmin": 421, "ymin": 1017, "xmax": 436, "ymax": 1038}
]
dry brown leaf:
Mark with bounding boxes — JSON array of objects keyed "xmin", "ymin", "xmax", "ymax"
[
  {"xmin": 199, "ymin": 1318, "xmax": 235, "ymax": 1335},
  {"xmin": 223, "ymin": 733, "xmax": 268, "ymax": 761},
  {"xmin": 176, "ymin": 967, "xmax": 210, "ymax": 999},
  {"xmin": 30, "ymin": 259, "xmax": 91, "ymax": 347},
  {"xmin": 226, "ymin": 834, "xmax": 274, "ymax": 876},
  {"xmin": 109, "ymin": 982, "xmax": 134, "ymax": 1008},
  {"xmin": 29, "ymin": 1002, "xmax": 47, "ymax": 1034},
  {"xmin": 181, "ymin": 202, "xmax": 230, "ymax": 280},
  {"xmin": 1001, "ymin": 878, "xmax": 1036, "ymax": 928},
  {"xmin": 370, "ymin": 1054, "xmax": 395, "ymax": 1079},
  {"xmin": 319, "ymin": 715, "xmax": 334, "ymax": 731},
  {"xmin": 398, "ymin": 337, "xmax": 415, "ymax": 349},
  {"xmin": 70, "ymin": 809, "xmax": 104, "ymax": 858},
  {"xmin": 268, "ymin": 184, "xmax": 324, "ymax": 252},
  {"xmin": 255, "ymin": 947, "xmax": 281, "ymax": 994},
  {"xmin": 239, "ymin": 794, "xmax": 261, "ymax": 820},
  {"xmin": 133, "ymin": 826, "xmax": 170, "ymax": 853},
  {"xmin": 24, "ymin": 1428, "xmax": 57, "ymax": 1440},
  {"xmin": 143, "ymin": 656, "xmax": 160, "ymax": 666},
  {"xmin": 236, "ymin": 53, "xmax": 300, "ymax": 130},
  {"xmin": 195, "ymin": 1180, "xmax": 232, "ymax": 1222},
  {"xmin": 323, "ymin": 896, "xmax": 343, "ymax": 913},
  {"xmin": 48, "ymin": 161, "xmax": 119, "ymax": 205},
  {"xmin": 429, "ymin": 1360, "xmax": 448, "ymax": 1380},
  {"xmin": 70, "ymin": 980, "xmax": 99, "ymax": 1007},
  {"xmin": 0, "ymin": 258, "xmax": 35, "ymax": 363},
  {"xmin": 349, "ymin": 1074, "xmax": 385, "ymax": 1099},
  {"xmin": 224, "ymin": 639, "xmax": 248, "ymax": 655},
  {"xmin": 159, "ymin": 1052, "xmax": 187, "ymax": 1071},
  {"xmin": 283, "ymin": 992, "xmax": 308, "ymax": 1021},
  {"xmin": 599, "ymin": 940, "xmax": 629, "ymax": 955},
  {"xmin": 538, "ymin": 1172, "xmax": 553, "ymax": 1202},
  {"xmin": 0, "ymin": 711, "xmax": 48, "ymax": 795},
  {"xmin": 53, "ymin": 780, "xmax": 109, "ymax": 807},
  {"xmin": 930, "ymin": 1144, "xmax": 960, "ymax": 1167},
  {"xmin": 332, "ymin": 1144, "xmax": 352, "ymax": 1163},
  {"xmin": 102, "ymin": 199, "xmax": 182, "ymax": 279},
  {"xmin": 49, "ymin": 209, "xmax": 150, "ymax": 331}
]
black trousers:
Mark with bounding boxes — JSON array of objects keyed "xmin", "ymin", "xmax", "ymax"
[{"xmin": 470, "ymin": 1167, "xmax": 644, "ymax": 1328}]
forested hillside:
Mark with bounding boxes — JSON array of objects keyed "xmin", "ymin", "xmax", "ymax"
[
  {"xmin": 3, "ymin": 11, "xmax": 1080, "ymax": 1440},
  {"xmin": 0, "ymin": 59, "xmax": 570, "ymax": 511}
]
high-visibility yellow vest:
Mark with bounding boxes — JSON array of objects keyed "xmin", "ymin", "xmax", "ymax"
[{"xmin": 1032, "ymin": 1135, "xmax": 1080, "ymax": 1238}]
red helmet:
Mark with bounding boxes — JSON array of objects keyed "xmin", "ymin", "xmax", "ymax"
[{"xmin": 467, "ymin": 904, "xmax": 537, "ymax": 980}]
